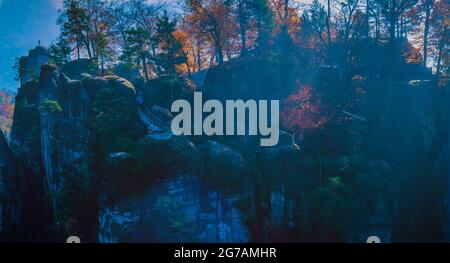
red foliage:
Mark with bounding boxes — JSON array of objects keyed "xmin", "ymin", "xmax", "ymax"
[
  {"xmin": 281, "ymin": 83, "xmax": 332, "ymax": 137},
  {"xmin": 0, "ymin": 91, "xmax": 15, "ymax": 136}
]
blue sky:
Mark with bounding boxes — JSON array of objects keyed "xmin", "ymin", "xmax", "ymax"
[{"xmin": 0, "ymin": 0, "xmax": 61, "ymax": 91}]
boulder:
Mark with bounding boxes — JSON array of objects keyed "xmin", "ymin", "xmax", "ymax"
[
  {"xmin": 139, "ymin": 76, "xmax": 197, "ymax": 109},
  {"xmin": 198, "ymin": 140, "xmax": 249, "ymax": 195},
  {"xmin": 151, "ymin": 105, "xmax": 172, "ymax": 123}
]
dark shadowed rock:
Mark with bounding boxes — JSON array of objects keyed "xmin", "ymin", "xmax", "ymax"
[
  {"xmin": 150, "ymin": 105, "xmax": 172, "ymax": 123},
  {"xmin": 112, "ymin": 64, "xmax": 141, "ymax": 83},
  {"xmin": 0, "ymin": 130, "xmax": 18, "ymax": 238},
  {"xmin": 61, "ymin": 59, "xmax": 99, "ymax": 80},
  {"xmin": 147, "ymin": 137, "xmax": 203, "ymax": 178},
  {"xmin": 202, "ymin": 57, "xmax": 297, "ymax": 102},
  {"xmin": 198, "ymin": 140, "xmax": 249, "ymax": 195},
  {"xmin": 138, "ymin": 76, "xmax": 197, "ymax": 109}
]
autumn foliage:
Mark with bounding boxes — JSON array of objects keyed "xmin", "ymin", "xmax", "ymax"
[
  {"xmin": 0, "ymin": 91, "xmax": 15, "ymax": 136},
  {"xmin": 281, "ymin": 82, "xmax": 332, "ymax": 137}
]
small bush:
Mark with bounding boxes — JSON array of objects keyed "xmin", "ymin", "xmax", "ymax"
[{"xmin": 39, "ymin": 98, "xmax": 63, "ymax": 113}]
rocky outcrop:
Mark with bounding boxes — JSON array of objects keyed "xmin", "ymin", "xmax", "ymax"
[
  {"xmin": 8, "ymin": 58, "xmax": 149, "ymax": 241},
  {"xmin": 98, "ymin": 175, "xmax": 250, "ymax": 242},
  {"xmin": 6, "ymin": 56, "xmax": 256, "ymax": 242},
  {"xmin": 199, "ymin": 140, "xmax": 250, "ymax": 195},
  {"xmin": 9, "ymin": 74, "xmax": 52, "ymax": 241},
  {"xmin": 18, "ymin": 46, "xmax": 49, "ymax": 86},
  {"xmin": 112, "ymin": 64, "xmax": 141, "ymax": 84},
  {"xmin": 138, "ymin": 76, "xmax": 197, "ymax": 110},
  {"xmin": 202, "ymin": 57, "xmax": 297, "ymax": 102},
  {"xmin": 61, "ymin": 59, "xmax": 99, "ymax": 80}
]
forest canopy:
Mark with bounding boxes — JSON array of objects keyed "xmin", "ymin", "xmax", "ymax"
[{"xmin": 48, "ymin": 0, "xmax": 448, "ymax": 78}]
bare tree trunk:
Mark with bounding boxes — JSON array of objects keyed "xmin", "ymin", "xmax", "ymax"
[
  {"xmin": 366, "ymin": 0, "xmax": 371, "ymax": 38},
  {"xmin": 436, "ymin": 41, "xmax": 444, "ymax": 74},
  {"xmin": 142, "ymin": 56, "xmax": 149, "ymax": 81},
  {"xmin": 396, "ymin": 18, "xmax": 400, "ymax": 38},
  {"xmin": 240, "ymin": 25, "xmax": 247, "ymax": 57},
  {"xmin": 184, "ymin": 51, "xmax": 192, "ymax": 79},
  {"xmin": 326, "ymin": 0, "xmax": 332, "ymax": 45},
  {"xmin": 284, "ymin": 0, "xmax": 289, "ymax": 21},
  {"xmin": 100, "ymin": 58, "xmax": 105, "ymax": 74},
  {"xmin": 85, "ymin": 39, "xmax": 93, "ymax": 59},
  {"xmin": 76, "ymin": 40, "xmax": 80, "ymax": 60},
  {"xmin": 389, "ymin": 0, "xmax": 397, "ymax": 41},
  {"xmin": 423, "ymin": 0, "xmax": 432, "ymax": 66},
  {"xmin": 216, "ymin": 46, "xmax": 224, "ymax": 64},
  {"xmin": 197, "ymin": 44, "xmax": 202, "ymax": 71},
  {"xmin": 238, "ymin": 0, "xmax": 247, "ymax": 57},
  {"xmin": 375, "ymin": 13, "xmax": 380, "ymax": 39}
]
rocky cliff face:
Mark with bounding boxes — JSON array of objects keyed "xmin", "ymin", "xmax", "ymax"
[
  {"xmin": 9, "ymin": 45, "xmax": 442, "ymax": 242},
  {"xmin": 18, "ymin": 46, "xmax": 49, "ymax": 86},
  {"xmin": 0, "ymin": 130, "xmax": 18, "ymax": 237},
  {"xmin": 9, "ymin": 63, "xmax": 99, "ymax": 241},
  {"xmin": 8, "ymin": 74, "xmax": 51, "ymax": 241},
  {"xmin": 4, "ymin": 51, "xmax": 302, "ymax": 242},
  {"xmin": 6, "ymin": 51, "xmax": 151, "ymax": 240}
]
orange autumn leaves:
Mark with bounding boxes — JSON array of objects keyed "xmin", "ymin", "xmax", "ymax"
[{"xmin": 281, "ymin": 83, "xmax": 332, "ymax": 137}]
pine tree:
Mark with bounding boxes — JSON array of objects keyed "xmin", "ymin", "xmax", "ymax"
[
  {"xmin": 49, "ymin": 37, "xmax": 72, "ymax": 67},
  {"xmin": 125, "ymin": 28, "xmax": 152, "ymax": 80},
  {"xmin": 154, "ymin": 12, "xmax": 187, "ymax": 77},
  {"xmin": 59, "ymin": 0, "xmax": 91, "ymax": 59},
  {"xmin": 248, "ymin": 0, "xmax": 273, "ymax": 53}
]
